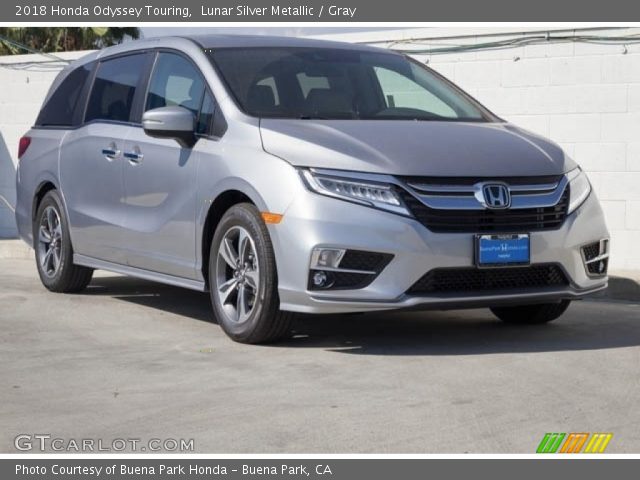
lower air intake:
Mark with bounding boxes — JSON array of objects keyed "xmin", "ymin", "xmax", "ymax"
[{"xmin": 407, "ymin": 264, "xmax": 569, "ymax": 295}]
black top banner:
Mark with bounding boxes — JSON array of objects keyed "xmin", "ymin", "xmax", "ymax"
[{"xmin": 4, "ymin": 0, "xmax": 640, "ymax": 22}]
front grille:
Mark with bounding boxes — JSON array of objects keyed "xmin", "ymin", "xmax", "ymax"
[
  {"xmin": 398, "ymin": 179, "xmax": 570, "ymax": 233},
  {"xmin": 407, "ymin": 264, "xmax": 569, "ymax": 295}
]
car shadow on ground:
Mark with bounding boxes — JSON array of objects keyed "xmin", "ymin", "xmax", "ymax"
[{"xmin": 85, "ymin": 275, "xmax": 640, "ymax": 356}]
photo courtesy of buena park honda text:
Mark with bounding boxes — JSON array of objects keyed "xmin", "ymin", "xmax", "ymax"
[{"xmin": 0, "ymin": 0, "xmax": 639, "ymax": 478}]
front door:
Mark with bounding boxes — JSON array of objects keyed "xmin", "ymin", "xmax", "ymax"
[{"xmin": 120, "ymin": 52, "xmax": 211, "ymax": 279}]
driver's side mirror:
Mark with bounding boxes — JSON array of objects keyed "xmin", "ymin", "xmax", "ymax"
[{"xmin": 142, "ymin": 106, "xmax": 196, "ymax": 148}]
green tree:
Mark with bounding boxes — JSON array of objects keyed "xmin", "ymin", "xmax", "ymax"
[{"xmin": 0, "ymin": 27, "xmax": 140, "ymax": 54}]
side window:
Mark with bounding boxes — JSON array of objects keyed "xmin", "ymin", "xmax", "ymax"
[
  {"xmin": 85, "ymin": 54, "xmax": 145, "ymax": 123},
  {"xmin": 373, "ymin": 66, "xmax": 457, "ymax": 117},
  {"xmin": 196, "ymin": 91, "xmax": 215, "ymax": 135},
  {"xmin": 145, "ymin": 52, "xmax": 205, "ymax": 117},
  {"xmin": 36, "ymin": 63, "xmax": 92, "ymax": 127}
]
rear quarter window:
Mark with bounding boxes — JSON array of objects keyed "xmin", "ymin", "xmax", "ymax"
[{"xmin": 35, "ymin": 63, "xmax": 92, "ymax": 127}]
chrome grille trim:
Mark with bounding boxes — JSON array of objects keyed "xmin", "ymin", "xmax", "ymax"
[
  {"xmin": 406, "ymin": 181, "xmax": 559, "ymax": 194},
  {"xmin": 509, "ymin": 182, "xmax": 559, "ymax": 193},
  {"xmin": 402, "ymin": 176, "xmax": 568, "ymax": 211}
]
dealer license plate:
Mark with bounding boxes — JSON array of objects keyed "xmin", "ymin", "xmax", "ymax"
[{"xmin": 476, "ymin": 234, "xmax": 530, "ymax": 267}]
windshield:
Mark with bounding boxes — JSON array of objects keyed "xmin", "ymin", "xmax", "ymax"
[{"xmin": 208, "ymin": 47, "xmax": 493, "ymax": 121}]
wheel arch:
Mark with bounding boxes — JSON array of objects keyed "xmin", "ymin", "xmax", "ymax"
[
  {"xmin": 32, "ymin": 180, "xmax": 58, "ymax": 222},
  {"xmin": 31, "ymin": 179, "xmax": 79, "ymax": 253},
  {"xmin": 201, "ymin": 189, "xmax": 260, "ymax": 288}
]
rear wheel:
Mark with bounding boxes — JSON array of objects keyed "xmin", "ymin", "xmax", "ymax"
[
  {"xmin": 34, "ymin": 190, "xmax": 93, "ymax": 292},
  {"xmin": 491, "ymin": 300, "xmax": 571, "ymax": 324},
  {"xmin": 208, "ymin": 203, "xmax": 293, "ymax": 343}
]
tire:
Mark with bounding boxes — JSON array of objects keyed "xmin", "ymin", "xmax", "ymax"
[
  {"xmin": 491, "ymin": 300, "xmax": 571, "ymax": 325},
  {"xmin": 208, "ymin": 203, "xmax": 293, "ymax": 344},
  {"xmin": 34, "ymin": 190, "xmax": 93, "ymax": 293}
]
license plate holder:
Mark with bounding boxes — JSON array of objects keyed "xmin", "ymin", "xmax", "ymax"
[{"xmin": 476, "ymin": 234, "xmax": 530, "ymax": 267}]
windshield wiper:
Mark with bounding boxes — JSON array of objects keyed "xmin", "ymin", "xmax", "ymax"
[
  {"xmin": 298, "ymin": 115, "xmax": 329, "ymax": 120},
  {"xmin": 364, "ymin": 114, "xmax": 444, "ymax": 121}
]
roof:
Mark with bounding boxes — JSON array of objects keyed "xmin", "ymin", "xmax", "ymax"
[
  {"xmin": 180, "ymin": 34, "xmax": 392, "ymax": 53},
  {"xmin": 67, "ymin": 34, "xmax": 398, "ymax": 70}
]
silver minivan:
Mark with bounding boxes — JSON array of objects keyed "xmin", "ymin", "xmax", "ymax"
[{"xmin": 16, "ymin": 35, "xmax": 610, "ymax": 343}]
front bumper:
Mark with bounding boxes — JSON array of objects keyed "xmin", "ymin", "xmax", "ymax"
[{"xmin": 269, "ymin": 188, "xmax": 609, "ymax": 314}]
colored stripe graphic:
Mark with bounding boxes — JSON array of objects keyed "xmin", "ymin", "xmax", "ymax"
[
  {"xmin": 560, "ymin": 433, "xmax": 589, "ymax": 453},
  {"xmin": 537, "ymin": 433, "xmax": 566, "ymax": 453},
  {"xmin": 584, "ymin": 433, "xmax": 613, "ymax": 453},
  {"xmin": 537, "ymin": 433, "xmax": 614, "ymax": 453}
]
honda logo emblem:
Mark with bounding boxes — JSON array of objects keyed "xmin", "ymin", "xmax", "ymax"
[{"xmin": 482, "ymin": 183, "xmax": 511, "ymax": 209}]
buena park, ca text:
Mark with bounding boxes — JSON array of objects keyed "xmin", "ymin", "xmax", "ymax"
[{"xmin": 16, "ymin": 464, "xmax": 334, "ymax": 476}]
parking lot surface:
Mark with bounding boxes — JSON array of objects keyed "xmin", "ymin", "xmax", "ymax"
[{"xmin": 1, "ymin": 258, "xmax": 639, "ymax": 453}]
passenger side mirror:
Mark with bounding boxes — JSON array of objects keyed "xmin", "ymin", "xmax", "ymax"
[{"xmin": 142, "ymin": 106, "xmax": 196, "ymax": 148}]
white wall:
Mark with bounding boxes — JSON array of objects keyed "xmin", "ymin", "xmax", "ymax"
[
  {"xmin": 0, "ymin": 28, "xmax": 639, "ymax": 269},
  {"xmin": 317, "ymin": 27, "xmax": 640, "ymax": 270},
  {"xmin": 0, "ymin": 50, "xmax": 88, "ymax": 238}
]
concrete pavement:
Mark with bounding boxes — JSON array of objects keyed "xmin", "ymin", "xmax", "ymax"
[{"xmin": 1, "ymin": 258, "xmax": 639, "ymax": 453}]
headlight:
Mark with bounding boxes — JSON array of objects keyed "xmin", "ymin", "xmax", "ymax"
[
  {"xmin": 300, "ymin": 170, "xmax": 409, "ymax": 215},
  {"xmin": 567, "ymin": 167, "xmax": 592, "ymax": 214}
]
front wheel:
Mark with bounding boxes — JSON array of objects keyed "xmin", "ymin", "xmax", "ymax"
[
  {"xmin": 208, "ymin": 203, "xmax": 293, "ymax": 344},
  {"xmin": 491, "ymin": 300, "xmax": 571, "ymax": 324}
]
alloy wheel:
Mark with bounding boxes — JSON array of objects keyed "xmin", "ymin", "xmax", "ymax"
[
  {"xmin": 37, "ymin": 206, "xmax": 62, "ymax": 278},
  {"xmin": 216, "ymin": 226, "xmax": 260, "ymax": 324}
]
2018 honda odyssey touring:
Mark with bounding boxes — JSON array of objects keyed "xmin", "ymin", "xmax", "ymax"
[{"xmin": 15, "ymin": 35, "xmax": 610, "ymax": 343}]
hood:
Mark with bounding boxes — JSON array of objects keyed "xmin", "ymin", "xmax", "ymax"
[{"xmin": 259, "ymin": 119, "xmax": 575, "ymax": 177}]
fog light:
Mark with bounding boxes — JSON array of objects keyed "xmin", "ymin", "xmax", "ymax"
[
  {"xmin": 310, "ymin": 248, "xmax": 345, "ymax": 269},
  {"xmin": 312, "ymin": 270, "xmax": 334, "ymax": 289},
  {"xmin": 313, "ymin": 271, "xmax": 327, "ymax": 287}
]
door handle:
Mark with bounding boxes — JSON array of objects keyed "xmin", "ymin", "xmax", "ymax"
[
  {"xmin": 101, "ymin": 147, "xmax": 120, "ymax": 160},
  {"xmin": 124, "ymin": 151, "xmax": 144, "ymax": 164}
]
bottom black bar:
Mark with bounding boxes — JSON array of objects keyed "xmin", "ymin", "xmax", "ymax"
[{"xmin": 3, "ymin": 459, "xmax": 638, "ymax": 480}]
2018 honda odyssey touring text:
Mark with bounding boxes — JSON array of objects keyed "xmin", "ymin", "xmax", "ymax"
[{"xmin": 15, "ymin": 35, "xmax": 610, "ymax": 343}]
